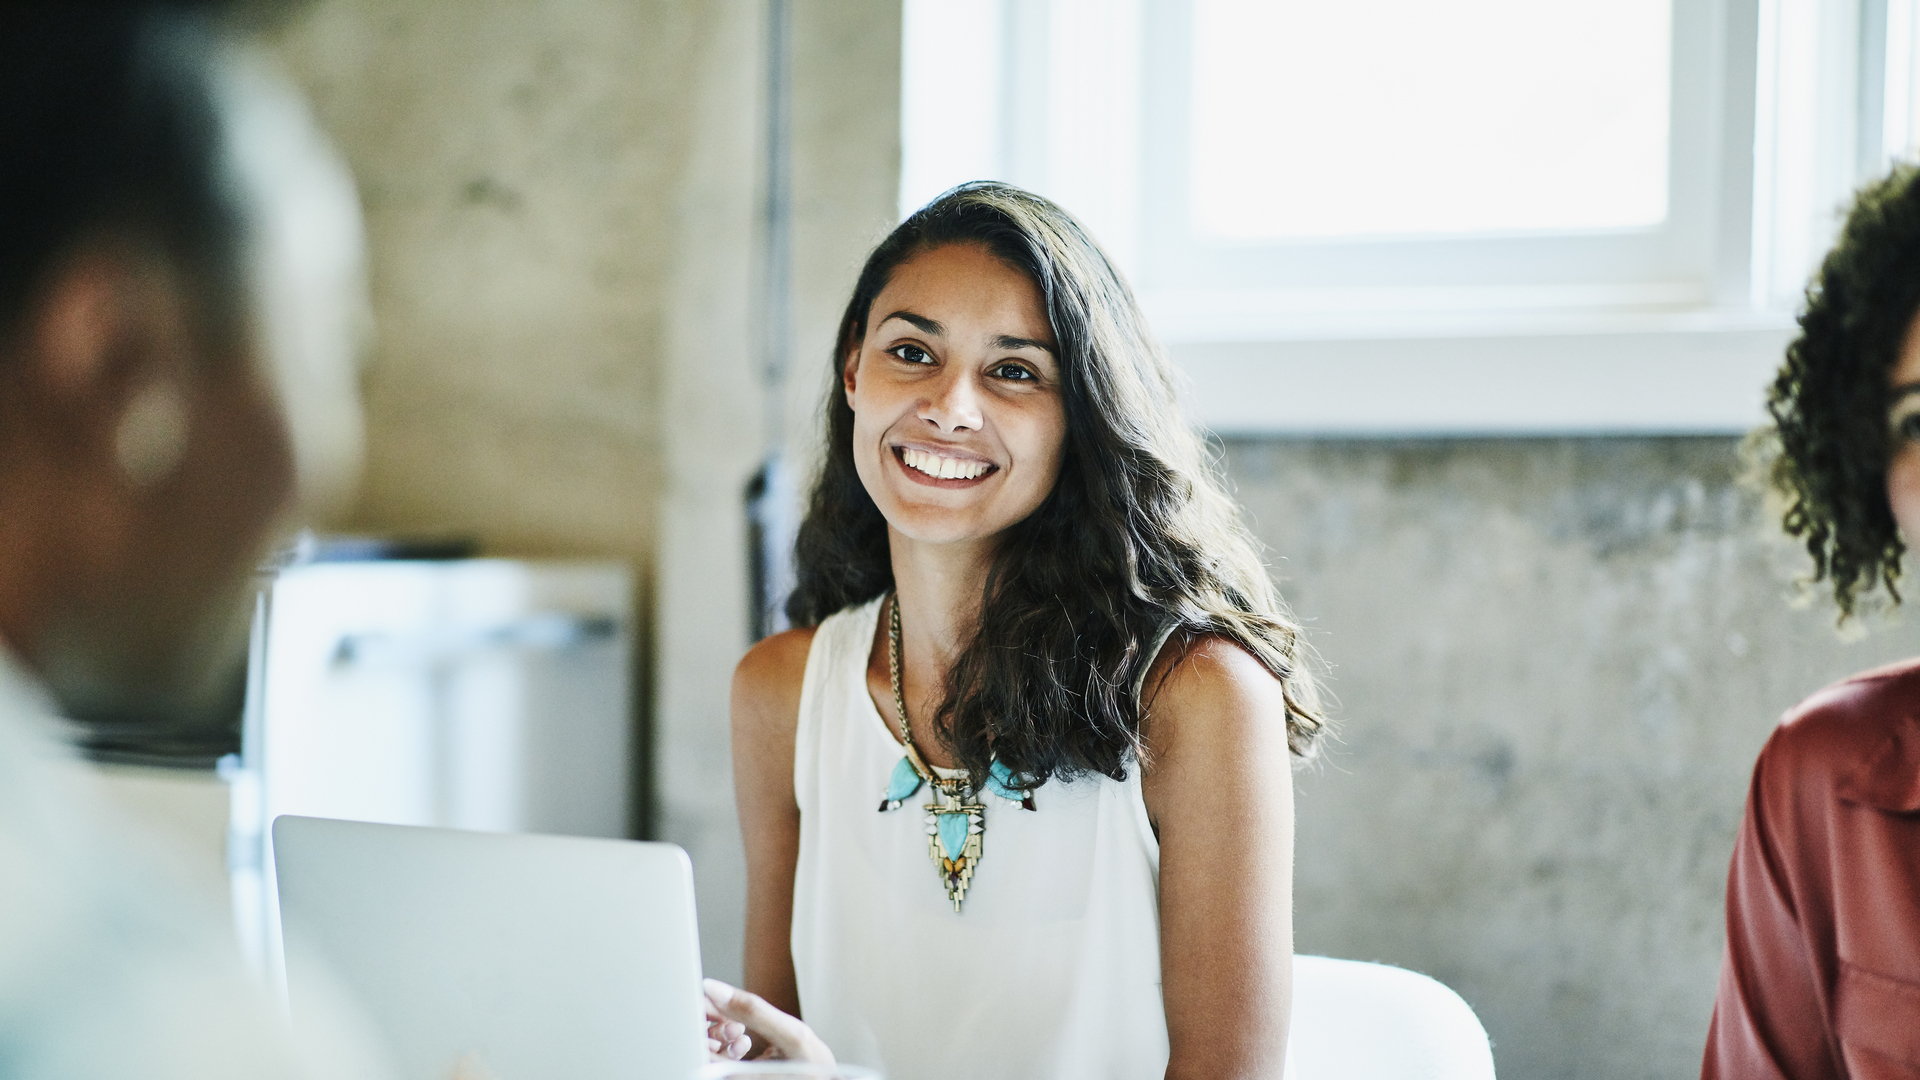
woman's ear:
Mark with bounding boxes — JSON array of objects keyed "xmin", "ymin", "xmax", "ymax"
[
  {"xmin": 21, "ymin": 243, "xmax": 198, "ymax": 486},
  {"xmin": 29, "ymin": 247, "xmax": 136, "ymax": 400},
  {"xmin": 842, "ymin": 345, "xmax": 861, "ymax": 406}
]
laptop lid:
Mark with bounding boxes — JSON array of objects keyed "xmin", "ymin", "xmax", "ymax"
[{"xmin": 273, "ymin": 815, "xmax": 706, "ymax": 1080}]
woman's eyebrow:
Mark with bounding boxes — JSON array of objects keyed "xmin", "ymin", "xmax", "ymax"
[
  {"xmin": 1894, "ymin": 382, "xmax": 1920, "ymax": 400},
  {"xmin": 993, "ymin": 333, "xmax": 1056, "ymax": 356},
  {"xmin": 880, "ymin": 310, "xmax": 943, "ymax": 336}
]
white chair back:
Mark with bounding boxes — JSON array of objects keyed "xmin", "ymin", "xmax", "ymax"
[{"xmin": 1286, "ymin": 955, "xmax": 1496, "ymax": 1079}]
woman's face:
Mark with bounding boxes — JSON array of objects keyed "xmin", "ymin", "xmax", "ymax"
[
  {"xmin": 843, "ymin": 242, "xmax": 1066, "ymax": 549},
  {"xmin": 1887, "ymin": 314, "xmax": 1920, "ymax": 541}
]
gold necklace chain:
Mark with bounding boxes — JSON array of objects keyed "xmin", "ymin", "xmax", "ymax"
[
  {"xmin": 888, "ymin": 591, "xmax": 986, "ymax": 912},
  {"xmin": 887, "ymin": 592, "xmax": 946, "ymax": 788}
]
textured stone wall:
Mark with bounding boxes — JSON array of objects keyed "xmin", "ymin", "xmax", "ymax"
[
  {"xmin": 268, "ymin": 0, "xmax": 712, "ymax": 561},
  {"xmin": 263, "ymin": 0, "xmax": 901, "ymax": 984},
  {"xmin": 1228, "ymin": 436, "xmax": 1914, "ymax": 1080}
]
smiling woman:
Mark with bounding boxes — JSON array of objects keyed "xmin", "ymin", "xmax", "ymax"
[{"xmin": 726, "ymin": 183, "xmax": 1324, "ymax": 1080}]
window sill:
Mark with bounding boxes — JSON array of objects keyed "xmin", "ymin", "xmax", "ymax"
[{"xmin": 1160, "ymin": 308, "xmax": 1798, "ymax": 437}]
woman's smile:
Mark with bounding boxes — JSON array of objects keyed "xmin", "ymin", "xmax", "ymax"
[{"xmin": 892, "ymin": 444, "xmax": 999, "ymax": 485}]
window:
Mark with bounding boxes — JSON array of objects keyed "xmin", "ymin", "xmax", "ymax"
[
  {"xmin": 1189, "ymin": 0, "xmax": 1673, "ymax": 242},
  {"xmin": 900, "ymin": 0, "xmax": 1888, "ymax": 434}
]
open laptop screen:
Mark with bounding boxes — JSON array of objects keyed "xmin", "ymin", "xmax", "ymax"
[{"xmin": 273, "ymin": 816, "xmax": 706, "ymax": 1080}]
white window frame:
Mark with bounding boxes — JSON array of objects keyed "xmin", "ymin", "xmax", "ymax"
[{"xmin": 900, "ymin": 0, "xmax": 1888, "ymax": 435}]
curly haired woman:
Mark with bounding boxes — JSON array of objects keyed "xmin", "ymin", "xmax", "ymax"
[
  {"xmin": 728, "ymin": 183, "xmax": 1324, "ymax": 1080},
  {"xmin": 1704, "ymin": 164, "xmax": 1920, "ymax": 1078}
]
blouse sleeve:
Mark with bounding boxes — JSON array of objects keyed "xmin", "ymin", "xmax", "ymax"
[{"xmin": 1701, "ymin": 737, "xmax": 1842, "ymax": 1080}]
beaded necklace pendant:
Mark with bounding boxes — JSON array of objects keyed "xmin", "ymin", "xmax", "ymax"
[
  {"xmin": 925, "ymin": 778, "xmax": 984, "ymax": 910},
  {"xmin": 879, "ymin": 756, "xmax": 1035, "ymax": 912}
]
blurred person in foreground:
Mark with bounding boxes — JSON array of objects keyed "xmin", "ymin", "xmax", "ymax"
[
  {"xmin": 0, "ymin": 3, "xmax": 812, "ymax": 1074},
  {"xmin": 1703, "ymin": 163, "xmax": 1920, "ymax": 1079},
  {"xmin": 0, "ymin": 3, "xmax": 380, "ymax": 1076}
]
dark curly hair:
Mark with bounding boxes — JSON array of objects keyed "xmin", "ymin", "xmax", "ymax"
[
  {"xmin": 1767, "ymin": 164, "xmax": 1920, "ymax": 618},
  {"xmin": 786, "ymin": 182, "xmax": 1325, "ymax": 786}
]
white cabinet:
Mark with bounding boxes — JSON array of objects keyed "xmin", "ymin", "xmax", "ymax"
[{"xmin": 226, "ymin": 559, "xmax": 632, "ymax": 978}]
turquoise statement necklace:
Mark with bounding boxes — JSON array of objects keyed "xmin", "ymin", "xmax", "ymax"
[{"xmin": 878, "ymin": 593, "xmax": 1035, "ymax": 912}]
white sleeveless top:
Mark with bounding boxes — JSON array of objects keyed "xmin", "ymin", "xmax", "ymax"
[{"xmin": 790, "ymin": 596, "xmax": 1170, "ymax": 1080}]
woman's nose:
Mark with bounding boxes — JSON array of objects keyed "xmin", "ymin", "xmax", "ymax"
[{"xmin": 920, "ymin": 368, "xmax": 983, "ymax": 432}]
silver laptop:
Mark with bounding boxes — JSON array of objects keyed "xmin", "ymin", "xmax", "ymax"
[{"xmin": 273, "ymin": 815, "xmax": 707, "ymax": 1080}]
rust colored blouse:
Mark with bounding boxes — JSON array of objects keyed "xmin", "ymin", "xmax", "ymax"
[{"xmin": 1704, "ymin": 658, "xmax": 1920, "ymax": 1080}]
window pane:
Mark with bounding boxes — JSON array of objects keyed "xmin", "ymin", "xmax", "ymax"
[
  {"xmin": 1889, "ymin": 0, "xmax": 1920, "ymax": 162},
  {"xmin": 1191, "ymin": 0, "xmax": 1672, "ymax": 241}
]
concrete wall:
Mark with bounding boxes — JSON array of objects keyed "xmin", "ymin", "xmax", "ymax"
[
  {"xmin": 269, "ymin": 0, "xmax": 707, "ymax": 559},
  {"xmin": 1229, "ymin": 436, "xmax": 1913, "ymax": 1080},
  {"xmin": 262, "ymin": 0, "xmax": 900, "ymax": 984}
]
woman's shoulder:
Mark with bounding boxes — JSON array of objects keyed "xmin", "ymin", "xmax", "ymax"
[
  {"xmin": 735, "ymin": 626, "xmax": 819, "ymax": 684},
  {"xmin": 731, "ymin": 627, "xmax": 819, "ymax": 733},
  {"xmin": 1779, "ymin": 656, "xmax": 1920, "ymax": 739},
  {"xmin": 732, "ymin": 597, "xmax": 884, "ymax": 719},
  {"xmin": 1136, "ymin": 633, "xmax": 1293, "ymax": 829},
  {"xmin": 1762, "ymin": 656, "xmax": 1920, "ymax": 810},
  {"xmin": 1139, "ymin": 633, "xmax": 1288, "ymax": 746},
  {"xmin": 1143, "ymin": 632, "xmax": 1273, "ymax": 698}
]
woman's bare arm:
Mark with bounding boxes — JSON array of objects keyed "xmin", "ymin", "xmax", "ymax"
[
  {"xmin": 1141, "ymin": 635, "xmax": 1296, "ymax": 1080},
  {"xmin": 730, "ymin": 626, "xmax": 817, "ymax": 1020}
]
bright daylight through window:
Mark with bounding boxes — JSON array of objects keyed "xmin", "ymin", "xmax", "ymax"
[
  {"xmin": 1190, "ymin": 0, "xmax": 1673, "ymax": 241},
  {"xmin": 901, "ymin": 0, "xmax": 1895, "ymax": 434}
]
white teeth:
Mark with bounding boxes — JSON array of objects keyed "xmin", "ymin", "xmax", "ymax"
[{"xmin": 902, "ymin": 448, "xmax": 988, "ymax": 480}]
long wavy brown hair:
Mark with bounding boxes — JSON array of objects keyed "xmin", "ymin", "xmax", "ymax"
[
  {"xmin": 786, "ymin": 182, "xmax": 1324, "ymax": 786},
  {"xmin": 1766, "ymin": 164, "xmax": 1920, "ymax": 619}
]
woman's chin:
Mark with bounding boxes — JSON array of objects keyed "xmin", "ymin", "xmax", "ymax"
[
  {"xmin": 888, "ymin": 520, "xmax": 993, "ymax": 548},
  {"xmin": 868, "ymin": 471, "xmax": 1050, "ymax": 550},
  {"xmin": 882, "ymin": 505, "xmax": 1012, "ymax": 549}
]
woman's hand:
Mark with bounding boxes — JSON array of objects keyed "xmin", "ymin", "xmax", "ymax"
[
  {"xmin": 706, "ymin": 995, "xmax": 750, "ymax": 1060},
  {"xmin": 703, "ymin": 978, "xmax": 836, "ymax": 1065}
]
